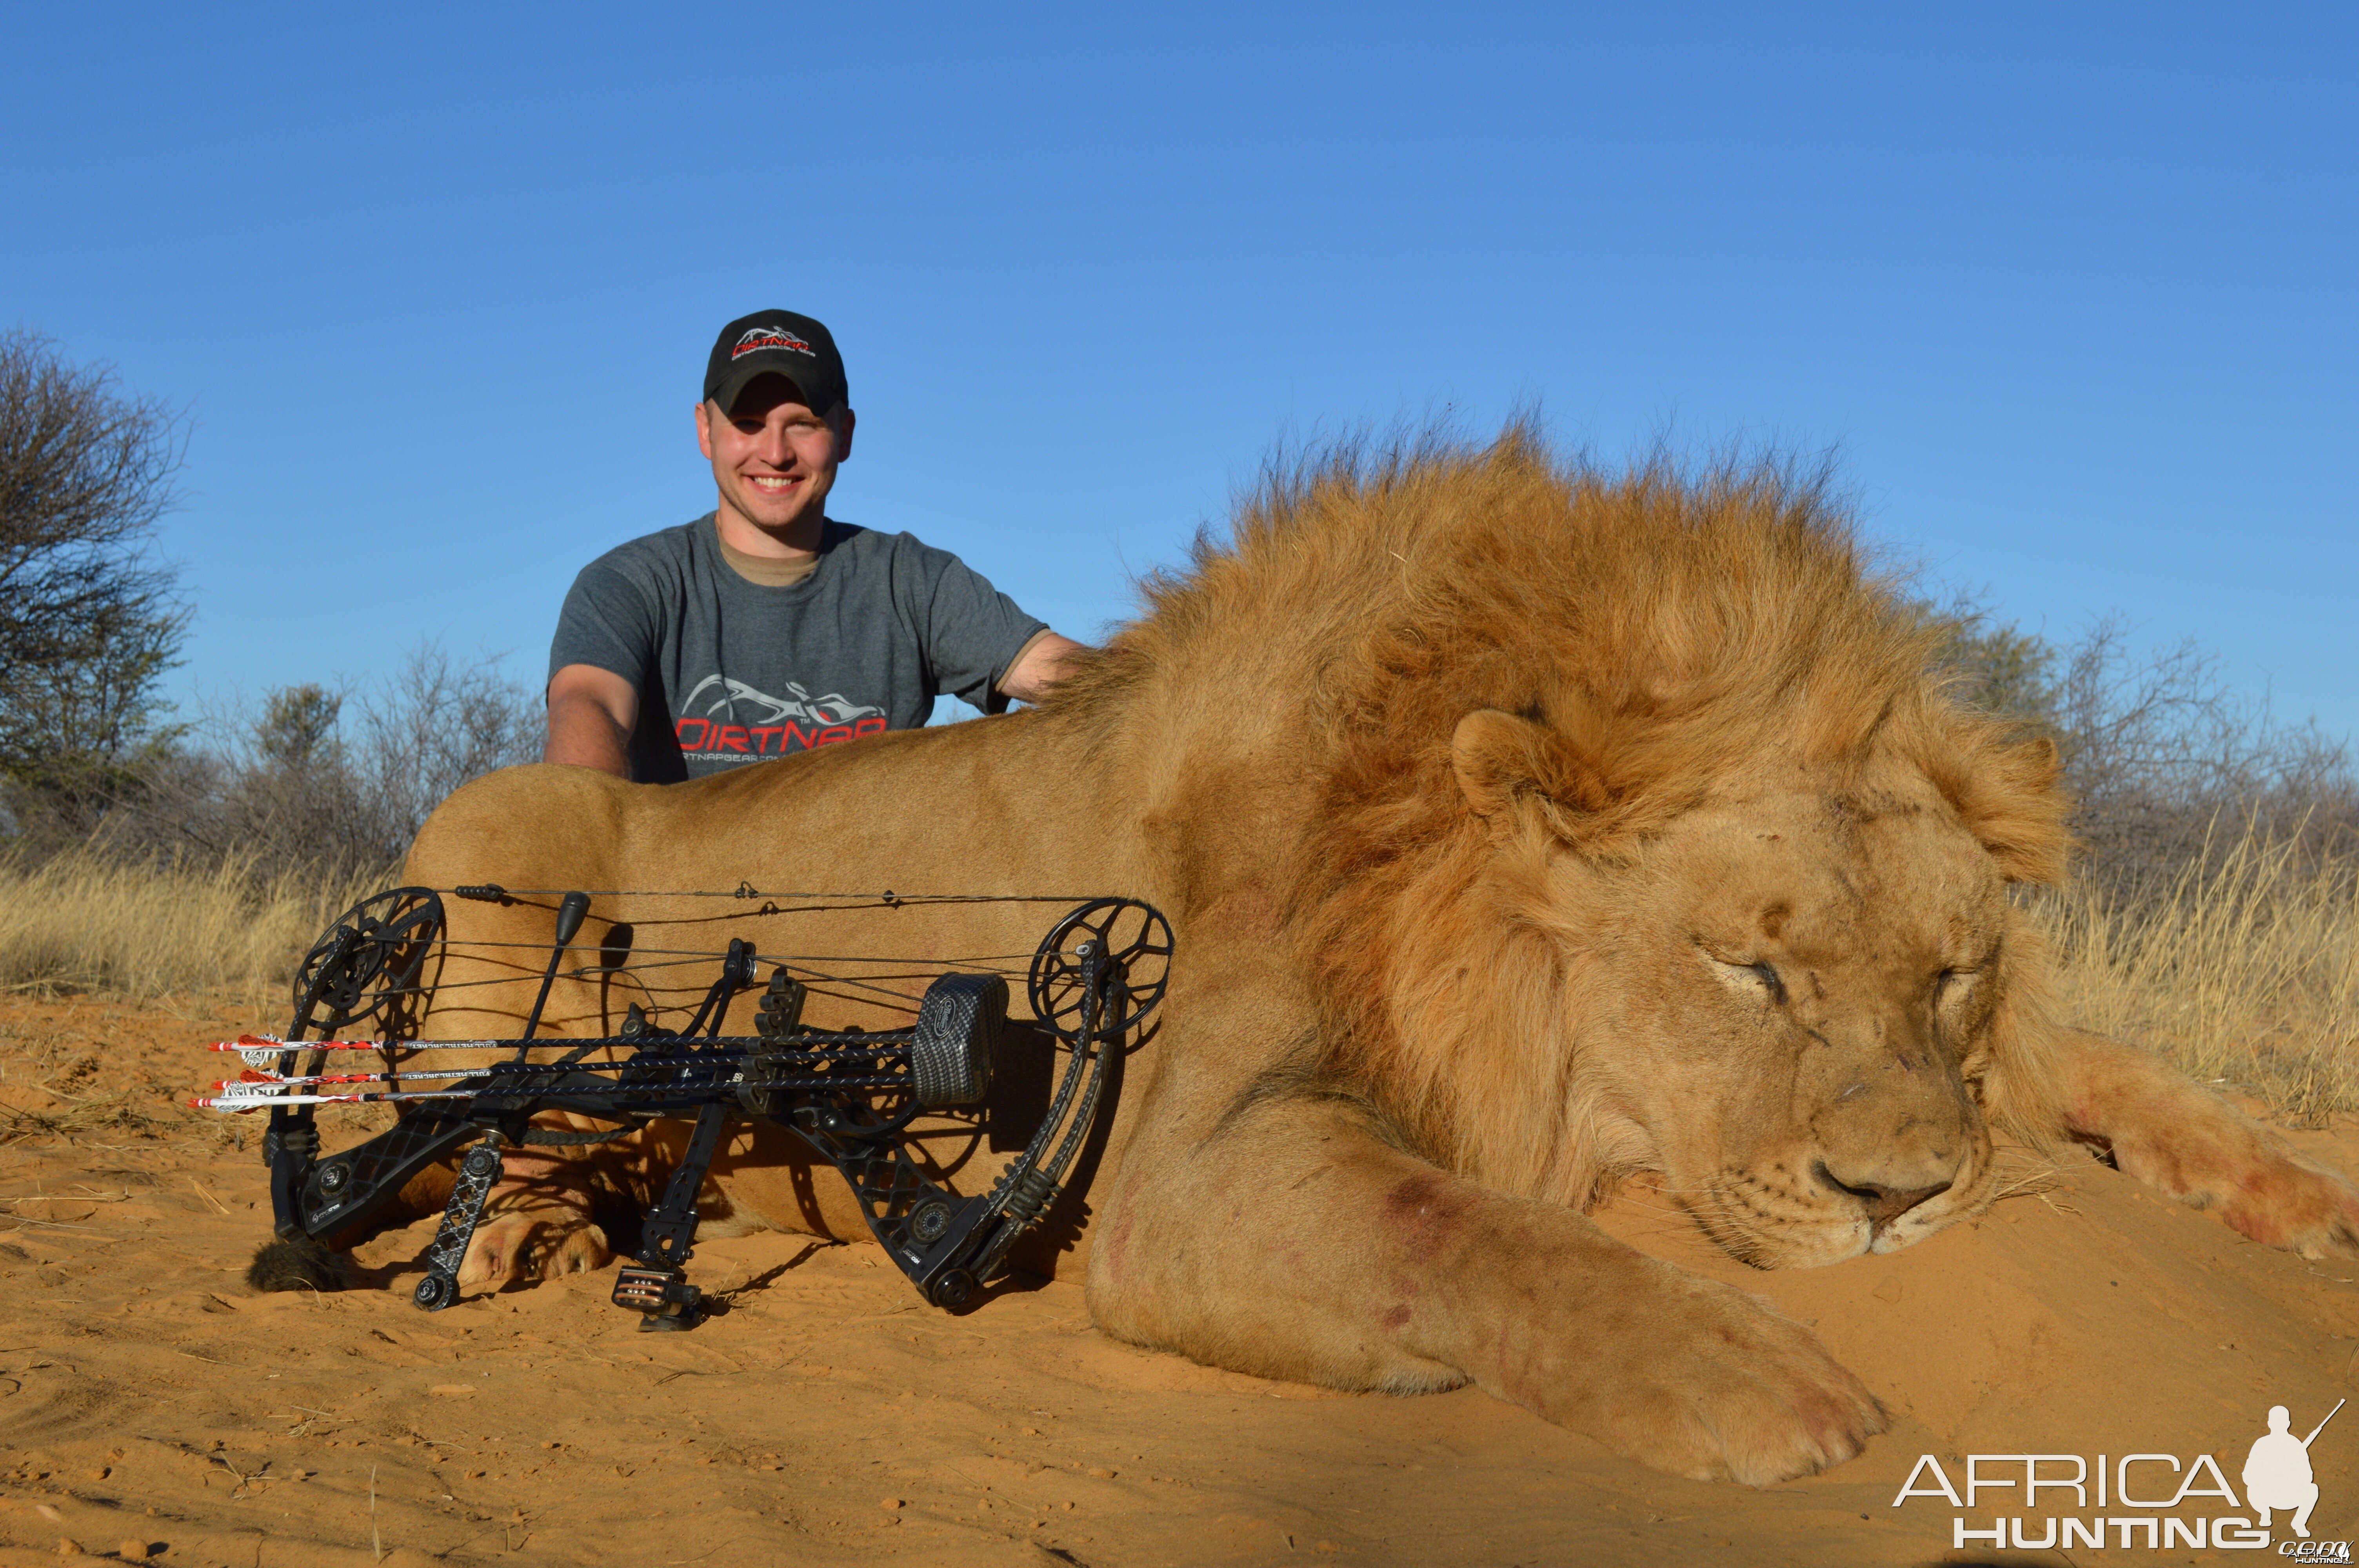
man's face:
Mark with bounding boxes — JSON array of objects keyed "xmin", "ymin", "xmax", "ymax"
[{"xmin": 694, "ymin": 374, "xmax": 854, "ymax": 536}]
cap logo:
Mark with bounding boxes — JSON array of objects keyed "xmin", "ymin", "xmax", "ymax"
[{"xmin": 732, "ymin": 325, "xmax": 814, "ymax": 360}]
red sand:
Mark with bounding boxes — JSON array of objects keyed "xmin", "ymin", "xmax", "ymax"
[{"xmin": 6, "ymin": 993, "xmax": 2357, "ymax": 1566}]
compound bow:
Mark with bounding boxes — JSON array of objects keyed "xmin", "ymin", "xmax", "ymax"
[{"xmin": 195, "ymin": 885, "xmax": 1170, "ymax": 1330}]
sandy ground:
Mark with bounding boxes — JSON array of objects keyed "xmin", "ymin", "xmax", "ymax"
[{"xmin": 7, "ymin": 994, "xmax": 2359, "ymax": 1568}]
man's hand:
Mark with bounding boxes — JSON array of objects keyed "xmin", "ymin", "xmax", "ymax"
[
  {"xmin": 545, "ymin": 664, "xmax": 639, "ymax": 777},
  {"xmin": 998, "ymin": 632, "xmax": 1087, "ymax": 706}
]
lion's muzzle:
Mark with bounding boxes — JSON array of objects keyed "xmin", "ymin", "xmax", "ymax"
[{"xmin": 1810, "ymin": 1159, "xmax": 1954, "ymax": 1229}]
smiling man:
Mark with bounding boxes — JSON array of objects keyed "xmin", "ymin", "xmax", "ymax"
[{"xmin": 544, "ymin": 310, "xmax": 1083, "ymax": 780}]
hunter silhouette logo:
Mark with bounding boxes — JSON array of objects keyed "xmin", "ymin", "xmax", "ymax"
[
  {"xmin": 732, "ymin": 324, "xmax": 814, "ymax": 359},
  {"xmin": 2248, "ymin": 1399, "xmax": 2341, "ymax": 1539}
]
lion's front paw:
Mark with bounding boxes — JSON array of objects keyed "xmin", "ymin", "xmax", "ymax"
[
  {"xmin": 2063, "ymin": 1032, "xmax": 2359, "ymax": 1261},
  {"xmin": 2211, "ymin": 1149, "xmax": 2359, "ymax": 1260},
  {"xmin": 458, "ymin": 1205, "xmax": 613, "ymax": 1291},
  {"xmin": 1551, "ymin": 1272, "xmax": 1885, "ymax": 1485}
]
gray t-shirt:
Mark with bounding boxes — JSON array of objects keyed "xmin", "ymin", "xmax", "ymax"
[{"xmin": 549, "ymin": 514, "xmax": 1048, "ymax": 782}]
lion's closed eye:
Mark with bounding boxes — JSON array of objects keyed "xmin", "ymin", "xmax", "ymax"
[{"xmin": 1708, "ymin": 954, "xmax": 1788, "ymax": 1005}]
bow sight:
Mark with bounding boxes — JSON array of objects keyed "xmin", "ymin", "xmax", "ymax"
[{"xmin": 198, "ymin": 886, "xmax": 1170, "ymax": 1329}]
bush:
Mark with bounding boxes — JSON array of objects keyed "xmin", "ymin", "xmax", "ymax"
[{"xmin": 1919, "ymin": 596, "xmax": 2357, "ymax": 893}]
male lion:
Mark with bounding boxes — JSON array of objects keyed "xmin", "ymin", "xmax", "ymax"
[{"xmin": 380, "ymin": 434, "xmax": 2359, "ymax": 1485}]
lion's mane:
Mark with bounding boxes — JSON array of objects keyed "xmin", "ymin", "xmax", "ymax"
[{"xmin": 1054, "ymin": 428, "xmax": 2075, "ymax": 1208}]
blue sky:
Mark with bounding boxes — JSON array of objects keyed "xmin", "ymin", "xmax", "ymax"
[{"xmin": 5, "ymin": 4, "xmax": 2352, "ymax": 740}]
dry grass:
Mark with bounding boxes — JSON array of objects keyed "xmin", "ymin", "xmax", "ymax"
[
  {"xmin": 0, "ymin": 1084, "xmax": 178, "ymax": 1147},
  {"xmin": 0, "ymin": 851, "xmax": 377, "ymax": 1005},
  {"xmin": 2035, "ymin": 824, "xmax": 2359, "ymax": 1123},
  {"xmin": 0, "ymin": 851, "xmax": 399, "ymax": 1154}
]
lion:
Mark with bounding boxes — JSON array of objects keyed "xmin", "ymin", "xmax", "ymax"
[{"xmin": 343, "ymin": 431, "xmax": 2359, "ymax": 1486}]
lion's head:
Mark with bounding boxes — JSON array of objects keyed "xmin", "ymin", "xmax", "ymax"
[
  {"xmin": 1138, "ymin": 433, "xmax": 2077, "ymax": 1269},
  {"xmin": 1438, "ymin": 729, "xmax": 2062, "ymax": 1269}
]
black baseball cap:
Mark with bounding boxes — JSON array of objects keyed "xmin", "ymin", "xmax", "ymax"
[{"xmin": 703, "ymin": 310, "xmax": 848, "ymax": 416}]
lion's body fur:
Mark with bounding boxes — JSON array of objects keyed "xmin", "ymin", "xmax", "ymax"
[{"xmin": 385, "ymin": 429, "xmax": 2359, "ymax": 1484}]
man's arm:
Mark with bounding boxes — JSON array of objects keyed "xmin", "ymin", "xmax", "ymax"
[
  {"xmin": 544, "ymin": 664, "xmax": 639, "ymax": 777},
  {"xmin": 997, "ymin": 632, "xmax": 1087, "ymax": 705}
]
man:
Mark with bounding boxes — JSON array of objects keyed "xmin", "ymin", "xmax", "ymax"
[{"xmin": 545, "ymin": 310, "xmax": 1082, "ymax": 780}]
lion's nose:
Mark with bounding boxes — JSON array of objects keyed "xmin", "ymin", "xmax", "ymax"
[{"xmin": 1812, "ymin": 1161, "xmax": 1953, "ymax": 1226}]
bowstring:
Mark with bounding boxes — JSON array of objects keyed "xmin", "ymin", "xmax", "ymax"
[
  {"xmin": 305, "ymin": 885, "xmax": 1154, "ymax": 1032},
  {"xmin": 376, "ymin": 886, "xmax": 1116, "ymax": 997},
  {"xmin": 425, "ymin": 884, "xmax": 1107, "ymax": 906}
]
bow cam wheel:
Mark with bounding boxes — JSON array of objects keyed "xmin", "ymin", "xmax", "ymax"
[
  {"xmin": 291, "ymin": 887, "xmax": 446, "ymax": 1041},
  {"xmin": 1026, "ymin": 899, "xmax": 1172, "ymax": 1040}
]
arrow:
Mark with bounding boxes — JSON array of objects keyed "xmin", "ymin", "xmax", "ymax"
[
  {"xmin": 209, "ymin": 1043, "xmax": 895, "ymax": 1092},
  {"xmin": 189, "ymin": 1072, "xmax": 903, "ymax": 1112}
]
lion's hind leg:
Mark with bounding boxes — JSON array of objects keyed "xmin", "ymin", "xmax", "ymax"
[{"xmin": 2057, "ymin": 1029, "xmax": 2359, "ymax": 1259}]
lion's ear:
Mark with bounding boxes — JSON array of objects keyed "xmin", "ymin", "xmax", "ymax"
[
  {"xmin": 1451, "ymin": 709, "xmax": 1614, "ymax": 839},
  {"xmin": 1948, "ymin": 733, "xmax": 2072, "ymax": 886}
]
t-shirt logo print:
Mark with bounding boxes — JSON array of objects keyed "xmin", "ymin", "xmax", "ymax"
[
  {"xmin": 686, "ymin": 674, "xmax": 881, "ymax": 727},
  {"xmin": 674, "ymin": 673, "xmax": 887, "ymax": 762},
  {"xmin": 732, "ymin": 325, "xmax": 814, "ymax": 359}
]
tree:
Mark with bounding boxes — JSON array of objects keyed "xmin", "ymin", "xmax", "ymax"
[
  {"xmin": 1912, "ymin": 590, "xmax": 2062, "ymax": 739},
  {"xmin": 255, "ymin": 683, "xmax": 343, "ymax": 771},
  {"xmin": 0, "ymin": 330, "xmax": 190, "ymax": 835},
  {"xmin": 349, "ymin": 644, "xmax": 543, "ymax": 858}
]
